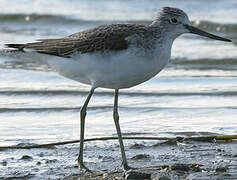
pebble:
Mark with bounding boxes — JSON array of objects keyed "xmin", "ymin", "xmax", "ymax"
[
  {"xmin": 216, "ymin": 166, "xmax": 227, "ymax": 172},
  {"xmin": 20, "ymin": 155, "xmax": 33, "ymax": 161},
  {"xmin": 38, "ymin": 152, "xmax": 44, "ymax": 157},
  {"xmin": 157, "ymin": 176, "xmax": 171, "ymax": 180},
  {"xmin": 130, "ymin": 143, "xmax": 146, "ymax": 149},
  {"xmin": 131, "ymin": 154, "xmax": 150, "ymax": 160},
  {"xmin": 101, "ymin": 156, "xmax": 114, "ymax": 162},
  {"xmin": 189, "ymin": 166, "xmax": 202, "ymax": 172},
  {"xmin": 124, "ymin": 171, "xmax": 151, "ymax": 179},
  {"xmin": 170, "ymin": 163, "xmax": 190, "ymax": 171},
  {"xmin": 1, "ymin": 161, "xmax": 7, "ymax": 166},
  {"xmin": 45, "ymin": 159, "xmax": 58, "ymax": 164}
]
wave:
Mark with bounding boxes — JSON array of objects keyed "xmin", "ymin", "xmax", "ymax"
[
  {"xmin": 0, "ymin": 13, "xmax": 108, "ymax": 26},
  {"xmin": 0, "ymin": 105, "xmax": 119, "ymax": 113},
  {"xmin": 0, "ymin": 61, "xmax": 51, "ymax": 72},
  {"xmin": 0, "ymin": 105, "xmax": 113, "ymax": 113},
  {"xmin": 1, "ymin": 105, "xmax": 236, "ymax": 113},
  {"xmin": 0, "ymin": 14, "xmax": 74, "ymax": 23},
  {"xmin": 1, "ymin": 90, "xmax": 237, "ymax": 97},
  {"xmin": 168, "ymin": 58, "xmax": 237, "ymax": 70},
  {"xmin": 170, "ymin": 58, "xmax": 237, "ymax": 70},
  {"xmin": 172, "ymin": 58, "xmax": 237, "ymax": 65},
  {"xmin": 0, "ymin": 107, "xmax": 77, "ymax": 113},
  {"xmin": 192, "ymin": 20, "xmax": 237, "ymax": 33},
  {"xmin": 0, "ymin": 13, "xmax": 236, "ymax": 33},
  {"xmin": 0, "ymin": 13, "xmax": 150, "ymax": 24}
]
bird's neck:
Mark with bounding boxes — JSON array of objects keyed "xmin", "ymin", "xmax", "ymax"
[
  {"xmin": 145, "ymin": 27, "xmax": 175, "ymax": 72},
  {"xmin": 130, "ymin": 25, "xmax": 175, "ymax": 64},
  {"xmin": 146, "ymin": 26, "xmax": 174, "ymax": 60}
]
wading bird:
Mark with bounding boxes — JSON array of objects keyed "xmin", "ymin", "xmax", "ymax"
[{"xmin": 3, "ymin": 7, "xmax": 231, "ymax": 172}]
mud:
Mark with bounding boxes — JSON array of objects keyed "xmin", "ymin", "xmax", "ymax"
[{"xmin": 1, "ymin": 138, "xmax": 237, "ymax": 179}]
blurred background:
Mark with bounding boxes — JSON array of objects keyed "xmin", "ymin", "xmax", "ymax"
[
  {"xmin": 0, "ymin": 0, "xmax": 237, "ymax": 144},
  {"xmin": 0, "ymin": 0, "xmax": 237, "ymax": 178}
]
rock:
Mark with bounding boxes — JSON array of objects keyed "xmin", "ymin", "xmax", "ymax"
[
  {"xmin": 38, "ymin": 152, "xmax": 44, "ymax": 157},
  {"xmin": 16, "ymin": 142, "xmax": 38, "ymax": 146},
  {"xmin": 1, "ymin": 161, "xmax": 7, "ymax": 166},
  {"xmin": 189, "ymin": 166, "xmax": 202, "ymax": 172},
  {"xmin": 152, "ymin": 140, "xmax": 177, "ymax": 147},
  {"xmin": 36, "ymin": 162, "xmax": 41, "ymax": 165},
  {"xmin": 170, "ymin": 163, "xmax": 190, "ymax": 171},
  {"xmin": 157, "ymin": 176, "xmax": 171, "ymax": 180},
  {"xmin": 130, "ymin": 143, "xmax": 146, "ymax": 149},
  {"xmin": 216, "ymin": 166, "xmax": 227, "ymax": 172},
  {"xmin": 124, "ymin": 171, "xmax": 151, "ymax": 179},
  {"xmin": 45, "ymin": 159, "xmax": 58, "ymax": 164},
  {"xmin": 131, "ymin": 154, "xmax": 151, "ymax": 160},
  {"xmin": 20, "ymin": 155, "xmax": 33, "ymax": 161},
  {"xmin": 101, "ymin": 156, "xmax": 114, "ymax": 162}
]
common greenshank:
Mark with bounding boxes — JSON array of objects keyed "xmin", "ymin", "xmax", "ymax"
[{"xmin": 4, "ymin": 7, "xmax": 231, "ymax": 172}]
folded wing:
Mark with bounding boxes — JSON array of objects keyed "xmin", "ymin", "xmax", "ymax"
[{"xmin": 5, "ymin": 24, "xmax": 146, "ymax": 58}]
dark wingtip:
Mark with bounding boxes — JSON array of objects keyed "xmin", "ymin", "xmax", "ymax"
[{"xmin": 5, "ymin": 43, "xmax": 25, "ymax": 50}]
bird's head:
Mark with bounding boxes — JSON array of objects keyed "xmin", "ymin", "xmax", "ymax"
[{"xmin": 151, "ymin": 7, "xmax": 231, "ymax": 42}]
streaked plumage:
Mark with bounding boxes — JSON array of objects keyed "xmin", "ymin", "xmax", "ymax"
[{"xmin": 6, "ymin": 24, "xmax": 159, "ymax": 57}]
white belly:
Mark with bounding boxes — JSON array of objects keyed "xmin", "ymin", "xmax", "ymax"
[{"xmin": 42, "ymin": 47, "xmax": 170, "ymax": 89}]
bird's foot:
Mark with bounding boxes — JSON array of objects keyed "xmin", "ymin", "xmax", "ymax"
[
  {"xmin": 78, "ymin": 161, "xmax": 92, "ymax": 173},
  {"xmin": 122, "ymin": 163, "xmax": 135, "ymax": 172}
]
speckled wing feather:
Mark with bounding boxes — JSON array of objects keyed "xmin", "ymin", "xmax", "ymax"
[{"xmin": 5, "ymin": 24, "xmax": 147, "ymax": 58}]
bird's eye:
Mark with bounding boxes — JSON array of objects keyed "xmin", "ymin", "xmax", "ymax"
[{"xmin": 169, "ymin": 18, "xmax": 178, "ymax": 24}]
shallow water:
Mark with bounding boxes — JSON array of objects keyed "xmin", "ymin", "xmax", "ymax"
[{"xmin": 0, "ymin": 0, "xmax": 237, "ymax": 179}]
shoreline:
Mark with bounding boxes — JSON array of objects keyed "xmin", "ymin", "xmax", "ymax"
[{"xmin": 1, "ymin": 138, "xmax": 237, "ymax": 179}]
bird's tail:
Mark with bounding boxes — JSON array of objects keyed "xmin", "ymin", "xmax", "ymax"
[{"xmin": 5, "ymin": 43, "xmax": 25, "ymax": 50}]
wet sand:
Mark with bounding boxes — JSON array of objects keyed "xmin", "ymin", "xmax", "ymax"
[{"xmin": 1, "ymin": 137, "xmax": 237, "ymax": 179}]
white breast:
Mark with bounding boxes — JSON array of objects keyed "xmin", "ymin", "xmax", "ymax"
[{"xmin": 38, "ymin": 39, "xmax": 173, "ymax": 89}]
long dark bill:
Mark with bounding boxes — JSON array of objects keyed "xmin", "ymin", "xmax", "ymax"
[{"xmin": 184, "ymin": 24, "xmax": 231, "ymax": 42}]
